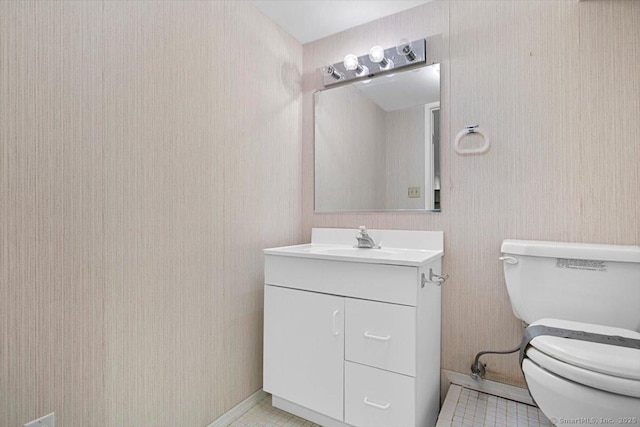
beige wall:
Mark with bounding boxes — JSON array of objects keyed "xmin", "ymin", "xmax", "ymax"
[
  {"xmin": 303, "ymin": 0, "xmax": 640, "ymax": 387},
  {"xmin": 0, "ymin": 1, "xmax": 302, "ymax": 426}
]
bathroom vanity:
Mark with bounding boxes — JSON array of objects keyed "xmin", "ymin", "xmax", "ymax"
[{"xmin": 263, "ymin": 228, "xmax": 444, "ymax": 427}]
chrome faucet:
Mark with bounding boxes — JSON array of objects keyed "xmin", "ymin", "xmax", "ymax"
[{"xmin": 355, "ymin": 226, "xmax": 380, "ymax": 249}]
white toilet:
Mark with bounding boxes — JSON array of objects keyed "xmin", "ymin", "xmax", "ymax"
[{"xmin": 500, "ymin": 239, "xmax": 640, "ymax": 426}]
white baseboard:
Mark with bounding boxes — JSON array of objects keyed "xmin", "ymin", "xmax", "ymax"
[
  {"xmin": 442, "ymin": 369, "xmax": 534, "ymax": 406},
  {"xmin": 207, "ymin": 389, "xmax": 268, "ymax": 427}
]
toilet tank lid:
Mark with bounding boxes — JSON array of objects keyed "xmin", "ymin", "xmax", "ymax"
[{"xmin": 501, "ymin": 239, "xmax": 640, "ymax": 263}]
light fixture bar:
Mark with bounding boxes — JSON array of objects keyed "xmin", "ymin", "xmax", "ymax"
[{"xmin": 321, "ymin": 38, "xmax": 426, "ymax": 87}]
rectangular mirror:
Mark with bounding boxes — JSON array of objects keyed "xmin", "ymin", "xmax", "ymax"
[{"xmin": 314, "ymin": 63, "xmax": 441, "ymax": 212}]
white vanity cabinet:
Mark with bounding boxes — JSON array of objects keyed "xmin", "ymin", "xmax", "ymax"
[{"xmin": 263, "ymin": 228, "xmax": 444, "ymax": 427}]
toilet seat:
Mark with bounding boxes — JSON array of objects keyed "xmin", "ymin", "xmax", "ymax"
[
  {"xmin": 522, "ymin": 318, "xmax": 640, "ymax": 398},
  {"xmin": 527, "ymin": 318, "xmax": 640, "ymax": 381}
]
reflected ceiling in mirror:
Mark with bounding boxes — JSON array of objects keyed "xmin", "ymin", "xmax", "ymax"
[{"xmin": 314, "ymin": 63, "xmax": 441, "ymax": 212}]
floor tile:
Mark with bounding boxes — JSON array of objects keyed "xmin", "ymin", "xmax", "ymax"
[
  {"xmin": 436, "ymin": 386, "xmax": 554, "ymax": 427},
  {"xmin": 227, "ymin": 394, "xmax": 320, "ymax": 427},
  {"xmin": 228, "ymin": 387, "xmax": 553, "ymax": 427}
]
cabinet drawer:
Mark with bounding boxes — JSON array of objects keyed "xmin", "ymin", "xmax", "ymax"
[
  {"xmin": 345, "ymin": 298, "xmax": 416, "ymax": 376},
  {"xmin": 345, "ymin": 362, "xmax": 415, "ymax": 427},
  {"xmin": 264, "ymin": 255, "xmax": 418, "ymax": 306}
]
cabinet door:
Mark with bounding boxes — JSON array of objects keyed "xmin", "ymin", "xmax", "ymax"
[{"xmin": 264, "ymin": 285, "xmax": 345, "ymax": 421}]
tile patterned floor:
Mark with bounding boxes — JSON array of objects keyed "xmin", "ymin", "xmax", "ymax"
[
  {"xmin": 228, "ymin": 386, "xmax": 553, "ymax": 427},
  {"xmin": 228, "ymin": 394, "xmax": 320, "ymax": 427},
  {"xmin": 436, "ymin": 385, "xmax": 554, "ymax": 427}
]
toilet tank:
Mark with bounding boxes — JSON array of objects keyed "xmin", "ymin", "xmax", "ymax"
[{"xmin": 501, "ymin": 240, "xmax": 640, "ymax": 331}]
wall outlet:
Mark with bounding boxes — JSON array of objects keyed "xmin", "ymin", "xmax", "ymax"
[
  {"xmin": 408, "ymin": 186, "xmax": 421, "ymax": 198},
  {"xmin": 24, "ymin": 412, "xmax": 55, "ymax": 427}
]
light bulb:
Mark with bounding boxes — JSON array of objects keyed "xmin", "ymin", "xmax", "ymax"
[
  {"xmin": 396, "ymin": 38, "xmax": 412, "ymax": 55},
  {"xmin": 368, "ymin": 46, "xmax": 385, "ymax": 63},
  {"xmin": 396, "ymin": 38, "xmax": 416, "ymax": 61},
  {"xmin": 368, "ymin": 45, "xmax": 393, "ymax": 70},
  {"xmin": 343, "ymin": 54, "xmax": 359, "ymax": 71},
  {"xmin": 343, "ymin": 54, "xmax": 369, "ymax": 76}
]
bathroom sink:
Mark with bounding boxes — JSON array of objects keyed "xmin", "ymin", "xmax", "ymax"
[{"xmin": 264, "ymin": 228, "xmax": 443, "ymax": 267}]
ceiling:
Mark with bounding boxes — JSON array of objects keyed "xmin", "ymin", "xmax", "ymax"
[
  {"xmin": 250, "ymin": 0, "xmax": 432, "ymax": 45},
  {"xmin": 353, "ymin": 64, "xmax": 440, "ymax": 112}
]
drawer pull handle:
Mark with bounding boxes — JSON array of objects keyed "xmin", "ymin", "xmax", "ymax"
[
  {"xmin": 364, "ymin": 331, "xmax": 391, "ymax": 341},
  {"xmin": 332, "ymin": 310, "xmax": 340, "ymax": 336},
  {"xmin": 363, "ymin": 397, "xmax": 391, "ymax": 410}
]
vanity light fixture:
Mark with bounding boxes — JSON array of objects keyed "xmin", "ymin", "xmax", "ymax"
[
  {"xmin": 321, "ymin": 64, "xmax": 344, "ymax": 81},
  {"xmin": 343, "ymin": 54, "xmax": 369, "ymax": 77},
  {"xmin": 396, "ymin": 38, "xmax": 417, "ymax": 61},
  {"xmin": 320, "ymin": 39, "xmax": 426, "ymax": 87},
  {"xmin": 368, "ymin": 45, "xmax": 394, "ymax": 70}
]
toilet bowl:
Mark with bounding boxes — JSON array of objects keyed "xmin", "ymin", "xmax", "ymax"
[{"xmin": 500, "ymin": 239, "xmax": 640, "ymax": 426}]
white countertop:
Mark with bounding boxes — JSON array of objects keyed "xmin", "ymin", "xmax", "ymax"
[{"xmin": 264, "ymin": 243, "xmax": 443, "ymax": 267}]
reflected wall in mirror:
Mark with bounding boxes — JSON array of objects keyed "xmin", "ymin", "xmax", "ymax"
[{"xmin": 314, "ymin": 63, "xmax": 441, "ymax": 212}]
